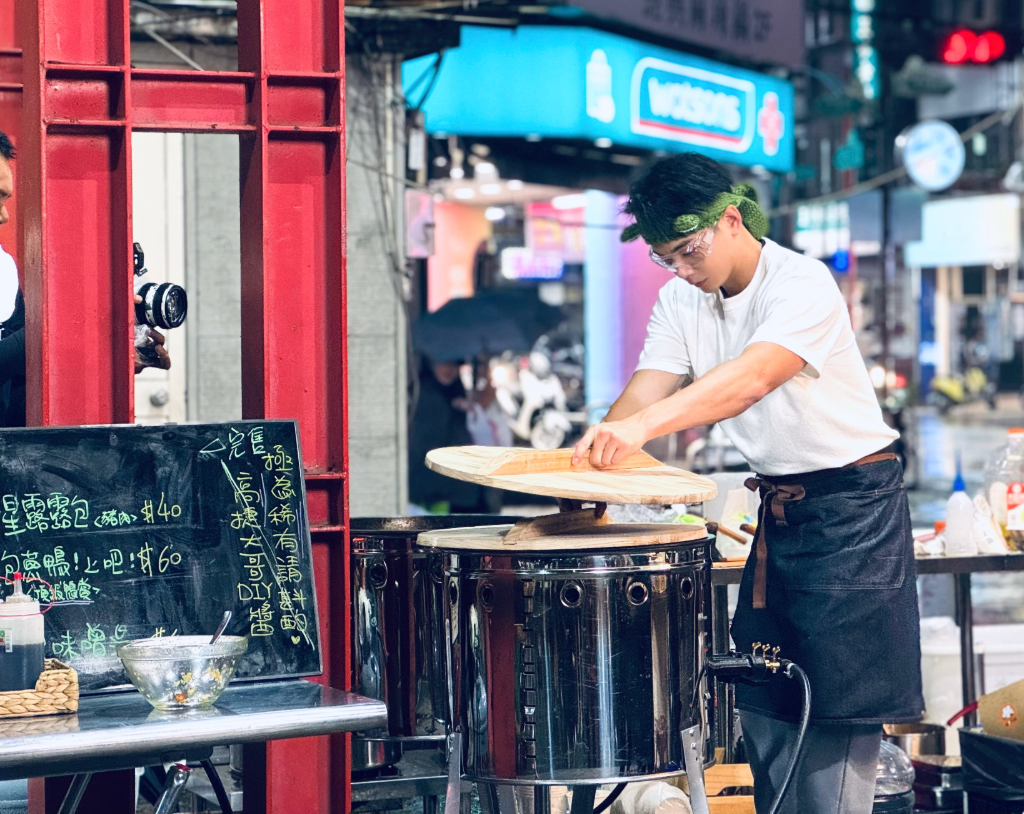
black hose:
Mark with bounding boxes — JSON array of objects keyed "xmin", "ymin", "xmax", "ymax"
[
  {"xmin": 200, "ymin": 758, "xmax": 234, "ymax": 814},
  {"xmin": 767, "ymin": 662, "xmax": 812, "ymax": 814},
  {"xmin": 593, "ymin": 782, "xmax": 627, "ymax": 814}
]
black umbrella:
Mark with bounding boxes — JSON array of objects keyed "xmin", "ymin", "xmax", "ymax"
[{"xmin": 413, "ymin": 290, "xmax": 562, "ymax": 362}]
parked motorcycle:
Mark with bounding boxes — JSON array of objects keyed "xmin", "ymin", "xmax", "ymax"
[
  {"xmin": 927, "ymin": 368, "xmax": 996, "ymax": 413},
  {"xmin": 926, "ymin": 340, "xmax": 998, "ymax": 414},
  {"xmin": 495, "ymin": 351, "xmax": 574, "ymax": 450}
]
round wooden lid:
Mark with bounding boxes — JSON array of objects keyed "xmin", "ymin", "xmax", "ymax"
[
  {"xmin": 425, "ymin": 446, "xmax": 717, "ymax": 505},
  {"xmin": 417, "ymin": 522, "xmax": 709, "ymax": 551}
]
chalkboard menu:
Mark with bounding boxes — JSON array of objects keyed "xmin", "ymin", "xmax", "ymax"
[{"xmin": 0, "ymin": 420, "xmax": 321, "ymax": 692}]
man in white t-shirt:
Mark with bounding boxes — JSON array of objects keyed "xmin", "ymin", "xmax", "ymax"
[{"xmin": 572, "ymin": 154, "xmax": 923, "ymax": 814}]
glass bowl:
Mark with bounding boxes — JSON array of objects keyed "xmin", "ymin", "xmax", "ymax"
[{"xmin": 118, "ymin": 636, "xmax": 248, "ymax": 710}]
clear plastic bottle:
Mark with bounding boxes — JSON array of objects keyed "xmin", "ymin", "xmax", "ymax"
[
  {"xmin": 875, "ymin": 740, "xmax": 915, "ymax": 797},
  {"xmin": 987, "ymin": 428, "xmax": 1024, "ymax": 550},
  {"xmin": 946, "ymin": 473, "xmax": 977, "ymax": 556}
]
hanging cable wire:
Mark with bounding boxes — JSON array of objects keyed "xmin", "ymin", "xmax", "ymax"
[
  {"xmin": 592, "ymin": 784, "xmax": 626, "ymax": 814},
  {"xmin": 137, "ymin": 28, "xmax": 206, "ymax": 70},
  {"xmin": 409, "ymin": 52, "xmax": 446, "ymax": 112},
  {"xmin": 346, "ymin": 41, "xmax": 423, "ymax": 421},
  {"xmin": 767, "ymin": 102, "xmax": 1023, "ymax": 218}
]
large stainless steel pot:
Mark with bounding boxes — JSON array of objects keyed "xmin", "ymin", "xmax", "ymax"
[
  {"xmin": 350, "ymin": 516, "xmax": 518, "ymax": 771},
  {"xmin": 431, "ymin": 535, "xmax": 713, "ymax": 785}
]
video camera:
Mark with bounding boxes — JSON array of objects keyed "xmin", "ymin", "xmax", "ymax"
[{"xmin": 133, "ymin": 242, "xmax": 187, "ymax": 366}]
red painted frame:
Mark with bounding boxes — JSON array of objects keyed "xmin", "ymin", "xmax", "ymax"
[{"xmin": 1, "ymin": 1, "xmax": 351, "ymax": 811}]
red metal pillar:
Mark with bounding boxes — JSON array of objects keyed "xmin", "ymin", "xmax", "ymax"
[
  {"xmin": 19, "ymin": 0, "xmax": 135, "ymax": 427},
  {"xmin": 0, "ymin": 2, "xmax": 21, "ymax": 267},
  {"xmin": 19, "ymin": 0, "xmax": 137, "ymax": 808},
  {"xmin": 236, "ymin": 0, "xmax": 350, "ymax": 810},
  {"xmin": 17, "ymin": 0, "xmax": 350, "ymax": 810}
]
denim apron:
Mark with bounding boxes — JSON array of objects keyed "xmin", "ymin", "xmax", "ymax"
[{"xmin": 730, "ymin": 455, "xmax": 925, "ymax": 724}]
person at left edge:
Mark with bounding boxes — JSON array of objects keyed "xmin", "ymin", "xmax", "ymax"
[{"xmin": 0, "ymin": 129, "xmax": 171, "ymax": 428}]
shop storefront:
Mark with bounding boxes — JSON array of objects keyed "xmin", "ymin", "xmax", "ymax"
[
  {"xmin": 905, "ymin": 193, "xmax": 1024, "ymax": 398},
  {"xmin": 403, "ymin": 24, "xmax": 795, "ymax": 424}
]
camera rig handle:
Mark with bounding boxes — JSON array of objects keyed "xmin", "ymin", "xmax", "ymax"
[{"xmin": 133, "ymin": 242, "xmax": 146, "ymax": 277}]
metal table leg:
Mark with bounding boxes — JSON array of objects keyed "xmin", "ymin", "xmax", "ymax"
[
  {"xmin": 682, "ymin": 725, "xmax": 709, "ymax": 814},
  {"xmin": 57, "ymin": 773, "xmax": 92, "ymax": 814},
  {"xmin": 712, "ymin": 585, "xmax": 730, "ymax": 655},
  {"xmin": 154, "ymin": 762, "xmax": 192, "ymax": 814},
  {"xmin": 569, "ymin": 786, "xmax": 596, "ymax": 814},
  {"xmin": 712, "ymin": 584, "xmax": 735, "ymax": 761},
  {"xmin": 533, "ymin": 785, "xmax": 551, "ymax": 814},
  {"xmin": 444, "ymin": 731, "xmax": 463, "ymax": 814},
  {"xmin": 955, "ymin": 573, "xmax": 978, "ymax": 727}
]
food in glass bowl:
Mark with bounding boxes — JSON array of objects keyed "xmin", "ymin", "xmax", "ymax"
[{"xmin": 118, "ymin": 636, "xmax": 247, "ymax": 710}]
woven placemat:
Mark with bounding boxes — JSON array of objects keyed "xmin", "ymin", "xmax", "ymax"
[{"xmin": 0, "ymin": 659, "xmax": 78, "ymax": 718}]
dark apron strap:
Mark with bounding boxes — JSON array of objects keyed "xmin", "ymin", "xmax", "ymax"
[
  {"xmin": 744, "ymin": 478, "xmax": 805, "ymax": 609},
  {"xmin": 743, "ymin": 452, "xmax": 897, "ymax": 610}
]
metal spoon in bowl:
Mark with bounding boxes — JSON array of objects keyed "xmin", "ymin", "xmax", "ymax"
[{"xmin": 210, "ymin": 611, "xmax": 232, "ymax": 645}]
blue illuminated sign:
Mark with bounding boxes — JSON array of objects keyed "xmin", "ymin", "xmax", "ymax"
[{"xmin": 403, "ymin": 26, "xmax": 794, "ymax": 173}]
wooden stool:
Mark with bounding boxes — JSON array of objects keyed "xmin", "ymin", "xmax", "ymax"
[{"xmin": 705, "ymin": 764, "xmax": 754, "ymax": 814}]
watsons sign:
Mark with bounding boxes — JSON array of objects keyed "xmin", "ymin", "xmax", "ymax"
[
  {"xmin": 646, "ymin": 77, "xmax": 742, "ymax": 134},
  {"xmin": 404, "ymin": 26, "xmax": 795, "ymax": 173},
  {"xmin": 632, "ymin": 59, "xmax": 753, "ymax": 152}
]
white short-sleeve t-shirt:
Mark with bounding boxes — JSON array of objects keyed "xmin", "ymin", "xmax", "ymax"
[
  {"xmin": 0, "ymin": 246, "xmax": 17, "ymax": 331},
  {"xmin": 636, "ymin": 238, "xmax": 897, "ymax": 476}
]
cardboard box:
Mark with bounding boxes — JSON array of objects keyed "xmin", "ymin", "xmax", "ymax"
[{"xmin": 980, "ymin": 678, "xmax": 1024, "ymax": 742}]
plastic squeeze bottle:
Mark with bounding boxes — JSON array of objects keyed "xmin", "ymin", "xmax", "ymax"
[
  {"xmin": 0, "ymin": 573, "xmax": 45, "ymax": 692},
  {"xmin": 945, "ymin": 473, "xmax": 978, "ymax": 557}
]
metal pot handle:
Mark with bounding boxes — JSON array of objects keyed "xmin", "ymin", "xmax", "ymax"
[{"xmin": 444, "ymin": 615, "xmax": 462, "ymax": 814}]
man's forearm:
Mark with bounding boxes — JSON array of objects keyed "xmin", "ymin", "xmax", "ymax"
[
  {"xmin": 603, "ymin": 369, "xmax": 689, "ymax": 423},
  {"xmin": 604, "ymin": 389, "xmax": 653, "ymax": 422},
  {"xmin": 574, "ymin": 344, "xmax": 806, "ymax": 468},
  {"xmin": 634, "ymin": 357, "xmax": 771, "ymax": 438}
]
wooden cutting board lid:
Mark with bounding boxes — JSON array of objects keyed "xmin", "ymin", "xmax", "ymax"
[
  {"xmin": 425, "ymin": 446, "xmax": 718, "ymax": 505},
  {"xmin": 417, "ymin": 522, "xmax": 709, "ymax": 551}
]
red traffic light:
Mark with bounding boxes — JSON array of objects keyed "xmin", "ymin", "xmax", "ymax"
[
  {"xmin": 941, "ymin": 29, "xmax": 1007, "ymax": 64},
  {"xmin": 941, "ymin": 30, "xmax": 976, "ymax": 63},
  {"xmin": 975, "ymin": 31, "xmax": 1006, "ymax": 62}
]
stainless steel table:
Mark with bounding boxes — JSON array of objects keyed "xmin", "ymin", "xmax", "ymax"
[
  {"xmin": 711, "ymin": 553, "xmax": 1024, "ymax": 728},
  {"xmin": 0, "ymin": 679, "xmax": 386, "ymax": 813}
]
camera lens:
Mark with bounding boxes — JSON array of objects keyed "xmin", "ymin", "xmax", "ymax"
[{"xmin": 136, "ymin": 282, "xmax": 188, "ymax": 330}]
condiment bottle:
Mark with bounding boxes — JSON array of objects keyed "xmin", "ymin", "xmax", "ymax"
[
  {"xmin": 945, "ymin": 473, "xmax": 977, "ymax": 557},
  {"xmin": 0, "ymin": 573, "xmax": 45, "ymax": 692}
]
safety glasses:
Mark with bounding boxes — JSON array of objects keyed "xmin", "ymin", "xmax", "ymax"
[{"xmin": 648, "ymin": 228, "xmax": 715, "ymax": 271}]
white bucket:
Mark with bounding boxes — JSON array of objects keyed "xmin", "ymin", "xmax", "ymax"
[{"xmin": 920, "ymin": 618, "xmax": 1024, "ymax": 754}]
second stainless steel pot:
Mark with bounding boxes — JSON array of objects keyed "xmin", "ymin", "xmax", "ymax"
[
  {"xmin": 882, "ymin": 723, "xmax": 945, "ymax": 757},
  {"xmin": 351, "ymin": 515, "xmax": 518, "ymax": 771}
]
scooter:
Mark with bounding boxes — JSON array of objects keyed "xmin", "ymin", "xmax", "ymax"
[
  {"xmin": 927, "ymin": 340, "xmax": 998, "ymax": 414},
  {"xmin": 927, "ymin": 367, "xmax": 996, "ymax": 414},
  {"xmin": 495, "ymin": 351, "xmax": 574, "ymax": 450}
]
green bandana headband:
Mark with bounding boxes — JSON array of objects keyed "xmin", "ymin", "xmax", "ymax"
[{"xmin": 621, "ymin": 183, "xmax": 769, "ymax": 245}]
